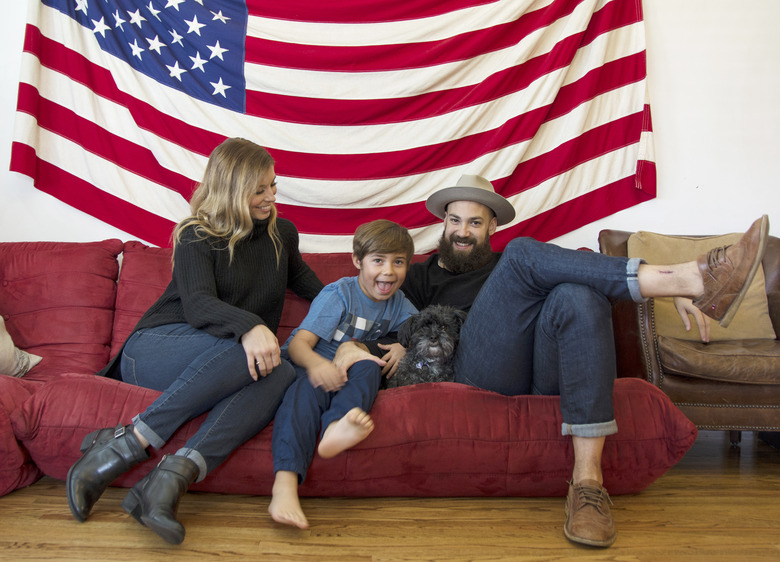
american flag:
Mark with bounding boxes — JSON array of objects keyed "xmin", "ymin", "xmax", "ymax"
[{"xmin": 11, "ymin": 0, "xmax": 655, "ymax": 252}]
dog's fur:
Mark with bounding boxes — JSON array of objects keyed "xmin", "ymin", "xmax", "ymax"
[{"xmin": 384, "ymin": 304, "xmax": 467, "ymax": 388}]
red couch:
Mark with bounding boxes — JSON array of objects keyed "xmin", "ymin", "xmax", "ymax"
[{"xmin": 0, "ymin": 239, "xmax": 697, "ymax": 498}]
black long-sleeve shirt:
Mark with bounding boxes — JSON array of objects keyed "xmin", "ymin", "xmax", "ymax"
[
  {"xmin": 99, "ymin": 217, "xmax": 323, "ymax": 378},
  {"xmin": 401, "ymin": 253, "xmax": 501, "ymax": 313},
  {"xmin": 363, "ymin": 252, "xmax": 501, "ymax": 357}
]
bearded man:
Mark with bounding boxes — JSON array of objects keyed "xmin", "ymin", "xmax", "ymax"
[{"xmin": 337, "ymin": 174, "xmax": 768, "ymax": 548}]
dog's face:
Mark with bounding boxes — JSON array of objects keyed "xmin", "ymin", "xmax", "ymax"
[{"xmin": 398, "ymin": 305, "xmax": 466, "ymax": 367}]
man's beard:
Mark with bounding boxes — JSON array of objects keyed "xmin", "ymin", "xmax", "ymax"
[{"xmin": 437, "ymin": 233, "xmax": 494, "ymax": 274}]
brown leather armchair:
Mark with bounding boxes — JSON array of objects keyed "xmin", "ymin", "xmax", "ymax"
[{"xmin": 599, "ymin": 229, "xmax": 780, "ymax": 443}]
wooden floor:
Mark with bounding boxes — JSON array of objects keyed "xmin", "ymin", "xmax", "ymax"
[{"xmin": 1, "ymin": 430, "xmax": 779, "ymax": 561}]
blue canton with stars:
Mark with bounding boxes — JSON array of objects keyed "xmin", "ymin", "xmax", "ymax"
[{"xmin": 44, "ymin": 0, "xmax": 247, "ymax": 112}]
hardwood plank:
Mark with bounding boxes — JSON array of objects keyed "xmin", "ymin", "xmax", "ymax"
[{"xmin": 1, "ymin": 431, "xmax": 779, "ymax": 560}]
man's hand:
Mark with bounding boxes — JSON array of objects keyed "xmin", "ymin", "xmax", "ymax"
[
  {"xmin": 674, "ymin": 296, "xmax": 711, "ymax": 342},
  {"xmin": 241, "ymin": 324, "xmax": 281, "ymax": 380},
  {"xmin": 333, "ymin": 341, "xmax": 385, "ymax": 372},
  {"xmin": 377, "ymin": 343, "xmax": 407, "ymax": 378}
]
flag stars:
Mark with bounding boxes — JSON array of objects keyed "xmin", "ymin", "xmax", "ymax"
[
  {"xmin": 146, "ymin": 35, "xmax": 166, "ymax": 55},
  {"xmin": 211, "ymin": 11, "xmax": 230, "ymax": 24},
  {"xmin": 166, "ymin": 0, "xmax": 187, "ymax": 12},
  {"xmin": 210, "ymin": 78, "xmax": 231, "ymax": 98},
  {"xmin": 207, "ymin": 41, "xmax": 228, "ymax": 61},
  {"xmin": 169, "ymin": 28, "xmax": 184, "ymax": 47},
  {"xmin": 129, "ymin": 39, "xmax": 145, "ymax": 60},
  {"xmin": 113, "ymin": 10, "xmax": 127, "ymax": 31},
  {"xmin": 166, "ymin": 61, "xmax": 187, "ymax": 81},
  {"xmin": 127, "ymin": 10, "xmax": 147, "ymax": 28},
  {"xmin": 190, "ymin": 51, "xmax": 208, "ymax": 72},
  {"xmin": 92, "ymin": 17, "xmax": 111, "ymax": 38},
  {"xmin": 185, "ymin": 15, "xmax": 206, "ymax": 36},
  {"xmin": 147, "ymin": 2, "xmax": 161, "ymax": 21},
  {"xmin": 66, "ymin": 0, "xmax": 243, "ymax": 111}
]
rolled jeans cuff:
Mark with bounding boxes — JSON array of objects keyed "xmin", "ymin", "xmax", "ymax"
[
  {"xmin": 626, "ymin": 257, "xmax": 647, "ymax": 303},
  {"xmin": 176, "ymin": 447, "xmax": 208, "ymax": 482},
  {"xmin": 131, "ymin": 414, "xmax": 166, "ymax": 450},
  {"xmin": 561, "ymin": 419, "xmax": 618, "ymax": 438}
]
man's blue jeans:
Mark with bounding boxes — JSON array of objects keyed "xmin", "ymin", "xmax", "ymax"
[
  {"xmin": 454, "ymin": 238, "xmax": 644, "ymax": 438},
  {"xmin": 120, "ymin": 323, "xmax": 295, "ymax": 480}
]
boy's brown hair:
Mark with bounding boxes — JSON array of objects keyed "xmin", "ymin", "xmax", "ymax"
[{"xmin": 353, "ymin": 220, "xmax": 414, "ymax": 263}]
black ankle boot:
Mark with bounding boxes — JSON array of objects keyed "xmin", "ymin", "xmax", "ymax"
[
  {"xmin": 121, "ymin": 454, "xmax": 200, "ymax": 545},
  {"xmin": 66, "ymin": 424, "xmax": 150, "ymax": 522}
]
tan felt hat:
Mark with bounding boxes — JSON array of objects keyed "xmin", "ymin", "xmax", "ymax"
[{"xmin": 425, "ymin": 174, "xmax": 516, "ymax": 226}]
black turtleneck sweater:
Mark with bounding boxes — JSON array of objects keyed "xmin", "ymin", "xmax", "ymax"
[{"xmin": 99, "ymin": 217, "xmax": 323, "ymax": 378}]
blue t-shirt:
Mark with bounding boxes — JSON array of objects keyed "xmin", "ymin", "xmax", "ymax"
[{"xmin": 284, "ymin": 276, "xmax": 418, "ymax": 361}]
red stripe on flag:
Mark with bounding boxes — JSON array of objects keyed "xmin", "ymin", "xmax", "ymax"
[
  {"xmin": 245, "ymin": 1, "xmax": 583, "ymax": 72},
  {"xmin": 10, "ymin": 142, "xmax": 177, "ymax": 247},
  {"xmin": 15, "ymin": 83, "xmax": 197, "ymax": 199},
  {"xmin": 247, "ymin": 0, "xmax": 512, "ymax": 24},
  {"xmin": 278, "ymin": 111, "xmax": 648, "ymax": 235},
  {"xmin": 493, "ymin": 172, "xmax": 656, "ymax": 246}
]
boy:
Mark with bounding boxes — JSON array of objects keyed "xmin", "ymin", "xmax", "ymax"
[{"xmin": 268, "ymin": 220, "xmax": 417, "ymax": 529}]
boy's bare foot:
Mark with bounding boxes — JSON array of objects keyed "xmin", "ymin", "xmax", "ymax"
[
  {"xmin": 268, "ymin": 471, "xmax": 309, "ymax": 529},
  {"xmin": 317, "ymin": 407, "xmax": 374, "ymax": 459}
]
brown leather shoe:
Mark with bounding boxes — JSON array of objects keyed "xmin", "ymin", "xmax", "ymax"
[
  {"xmin": 693, "ymin": 215, "xmax": 769, "ymax": 328},
  {"xmin": 564, "ymin": 480, "xmax": 616, "ymax": 547}
]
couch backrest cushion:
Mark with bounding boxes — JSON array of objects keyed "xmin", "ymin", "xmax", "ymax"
[
  {"xmin": 628, "ymin": 231, "xmax": 776, "ymax": 341},
  {"xmin": 111, "ymin": 245, "xmax": 363, "ymax": 354},
  {"xmin": 0, "ymin": 240, "xmax": 124, "ymax": 381},
  {"xmin": 111, "ymin": 245, "xmax": 427, "ymax": 356},
  {"xmin": 110, "ymin": 242, "xmax": 174, "ymax": 357}
]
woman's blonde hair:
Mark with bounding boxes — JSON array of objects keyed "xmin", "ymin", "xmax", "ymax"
[{"xmin": 173, "ymin": 138, "xmax": 281, "ymax": 263}]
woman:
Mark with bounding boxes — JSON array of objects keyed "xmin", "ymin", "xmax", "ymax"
[{"xmin": 66, "ymin": 138, "xmax": 323, "ymax": 544}]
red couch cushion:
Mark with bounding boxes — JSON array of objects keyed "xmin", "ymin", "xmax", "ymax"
[
  {"xmin": 0, "ymin": 240, "xmax": 124, "ymax": 381},
  {"xmin": 110, "ymin": 242, "xmax": 174, "ymax": 358},
  {"xmin": 10, "ymin": 375, "xmax": 696, "ymax": 497},
  {"xmin": 0, "ymin": 376, "xmax": 43, "ymax": 495},
  {"xmin": 111, "ymin": 243, "xmax": 377, "ymax": 347}
]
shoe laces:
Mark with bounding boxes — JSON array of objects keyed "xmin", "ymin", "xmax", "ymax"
[
  {"xmin": 706, "ymin": 245, "xmax": 733, "ymax": 269},
  {"xmin": 573, "ymin": 483, "xmax": 613, "ymax": 515}
]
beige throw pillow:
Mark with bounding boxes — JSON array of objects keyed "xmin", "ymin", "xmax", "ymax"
[
  {"xmin": 627, "ymin": 231, "xmax": 776, "ymax": 341},
  {"xmin": 0, "ymin": 315, "xmax": 42, "ymax": 377}
]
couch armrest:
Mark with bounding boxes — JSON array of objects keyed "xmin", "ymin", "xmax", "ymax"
[{"xmin": 762, "ymin": 237, "xmax": 780, "ymax": 337}]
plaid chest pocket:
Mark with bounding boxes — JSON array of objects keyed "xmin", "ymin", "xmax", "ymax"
[{"xmin": 332, "ymin": 313, "xmax": 390, "ymax": 343}]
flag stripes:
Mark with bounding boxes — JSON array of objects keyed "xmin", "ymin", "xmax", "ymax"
[{"xmin": 11, "ymin": 0, "xmax": 655, "ymax": 251}]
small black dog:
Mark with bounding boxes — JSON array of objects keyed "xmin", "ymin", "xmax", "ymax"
[{"xmin": 384, "ymin": 304, "xmax": 467, "ymax": 388}]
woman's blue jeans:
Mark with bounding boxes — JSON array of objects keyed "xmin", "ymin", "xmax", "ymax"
[
  {"xmin": 454, "ymin": 238, "xmax": 644, "ymax": 438},
  {"xmin": 120, "ymin": 323, "xmax": 296, "ymax": 480}
]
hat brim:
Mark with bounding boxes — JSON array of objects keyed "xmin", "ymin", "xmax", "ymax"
[{"xmin": 426, "ymin": 186, "xmax": 516, "ymax": 226}]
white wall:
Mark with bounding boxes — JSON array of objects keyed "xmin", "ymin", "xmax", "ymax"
[{"xmin": 2, "ymin": 1, "xmax": 779, "ymax": 249}]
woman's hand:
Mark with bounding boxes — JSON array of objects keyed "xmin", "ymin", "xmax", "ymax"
[
  {"xmin": 674, "ymin": 297, "xmax": 711, "ymax": 342},
  {"xmin": 241, "ymin": 324, "xmax": 281, "ymax": 380}
]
